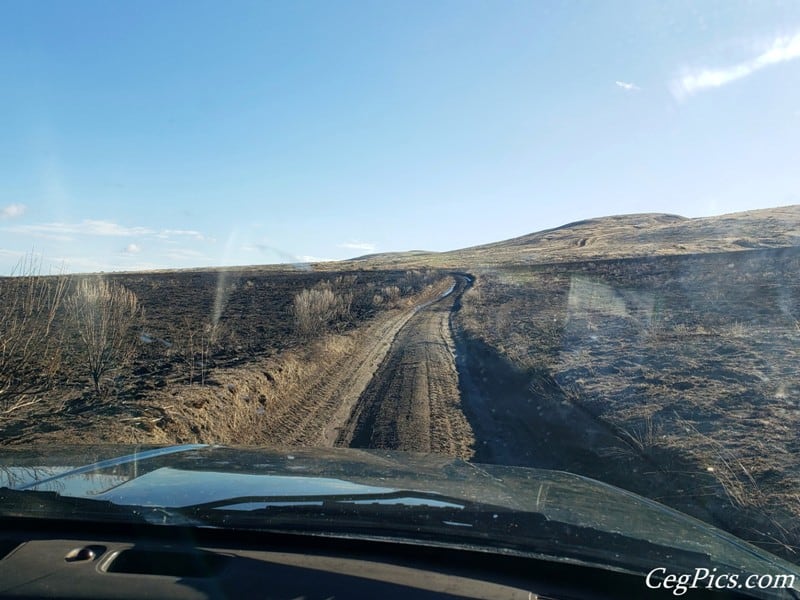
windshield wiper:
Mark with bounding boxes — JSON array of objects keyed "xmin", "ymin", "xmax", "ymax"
[
  {"xmin": 179, "ymin": 489, "xmax": 475, "ymax": 512},
  {"xmin": 168, "ymin": 489, "xmax": 492, "ymax": 532},
  {"xmin": 165, "ymin": 490, "xmax": 720, "ymax": 574}
]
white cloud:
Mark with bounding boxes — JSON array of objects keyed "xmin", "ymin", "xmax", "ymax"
[
  {"xmin": 4, "ymin": 219, "xmax": 153, "ymax": 239},
  {"xmin": 672, "ymin": 31, "xmax": 800, "ymax": 99},
  {"xmin": 615, "ymin": 80, "xmax": 641, "ymax": 92},
  {"xmin": 156, "ymin": 228, "xmax": 208, "ymax": 241},
  {"xmin": 84, "ymin": 220, "xmax": 154, "ymax": 236},
  {"xmin": 164, "ymin": 248, "xmax": 206, "ymax": 261},
  {"xmin": 1, "ymin": 203, "xmax": 26, "ymax": 219},
  {"xmin": 297, "ymin": 255, "xmax": 338, "ymax": 263},
  {"xmin": 0, "ymin": 248, "xmax": 26, "ymax": 260},
  {"xmin": 49, "ymin": 255, "xmax": 112, "ymax": 274},
  {"xmin": 123, "ymin": 243, "xmax": 142, "ymax": 254},
  {"xmin": 3, "ymin": 219, "xmax": 212, "ymax": 245},
  {"xmin": 242, "ymin": 241, "xmax": 339, "ymax": 264},
  {"xmin": 337, "ymin": 241, "xmax": 376, "ymax": 252}
]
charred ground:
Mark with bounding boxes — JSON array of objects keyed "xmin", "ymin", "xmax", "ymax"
[{"xmin": 2, "ymin": 206, "xmax": 800, "ymax": 562}]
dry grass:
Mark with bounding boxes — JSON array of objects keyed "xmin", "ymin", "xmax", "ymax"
[
  {"xmin": 454, "ymin": 247, "xmax": 800, "ymax": 560},
  {"xmin": 326, "ymin": 205, "xmax": 800, "ymax": 272},
  {"xmin": 0, "ymin": 255, "xmax": 67, "ymax": 414}
]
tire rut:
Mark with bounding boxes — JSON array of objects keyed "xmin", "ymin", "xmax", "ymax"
[
  {"xmin": 337, "ymin": 276, "xmax": 475, "ymax": 459},
  {"xmin": 273, "ymin": 308, "xmax": 420, "ymax": 447},
  {"xmin": 263, "ymin": 280, "xmax": 456, "ymax": 448}
]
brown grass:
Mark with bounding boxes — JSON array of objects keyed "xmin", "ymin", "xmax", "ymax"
[{"xmin": 454, "ymin": 247, "xmax": 800, "ymax": 560}]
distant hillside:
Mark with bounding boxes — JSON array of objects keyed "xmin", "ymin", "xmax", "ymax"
[
  {"xmin": 350, "ymin": 250, "xmax": 434, "ymax": 262},
  {"xmin": 332, "ymin": 205, "xmax": 800, "ymax": 270}
]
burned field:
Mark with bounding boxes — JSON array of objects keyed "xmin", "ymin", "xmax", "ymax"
[
  {"xmin": 2, "ymin": 227, "xmax": 800, "ymax": 561},
  {"xmin": 454, "ymin": 246, "xmax": 800, "ymax": 558},
  {"xmin": 122, "ymin": 268, "xmax": 434, "ymax": 359},
  {"xmin": 0, "ymin": 267, "xmax": 446, "ymax": 446},
  {"xmin": 99, "ymin": 268, "xmax": 442, "ymax": 392}
]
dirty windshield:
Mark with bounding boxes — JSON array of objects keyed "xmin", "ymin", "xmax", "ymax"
[{"xmin": 1, "ymin": 1, "xmax": 800, "ymax": 567}]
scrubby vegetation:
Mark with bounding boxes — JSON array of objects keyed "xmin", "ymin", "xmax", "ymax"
[
  {"xmin": 0, "ymin": 265, "xmax": 447, "ymax": 444},
  {"xmin": 453, "ymin": 247, "xmax": 800, "ymax": 559},
  {"xmin": 66, "ymin": 278, "xmax": 142, "ymax": 398},
  {"xmin": 0, "ymin": 256, "xmax": 66, "ymax": 415}
]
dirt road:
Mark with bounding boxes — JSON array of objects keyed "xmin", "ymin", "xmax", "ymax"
[
  {"xmin": 272, "ymin": 297, "xmax": 440, "ymax": 448},
  {"xmin": 336, "ymin": 277, "xmax": 475, "ymax": 458}
]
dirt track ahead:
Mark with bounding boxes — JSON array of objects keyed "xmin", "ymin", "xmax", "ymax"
[
  {"xmin": 336, "ymin": 277, "xmax": 475, "ymax": 458},
  {"xmin": 273, "ymin": 298, "xmax": 432, "ymax": 448}
]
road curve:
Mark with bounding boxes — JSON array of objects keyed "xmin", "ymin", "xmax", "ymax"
[{"xmin": 336, "ymin": 276, "xmax": 475, "ymax": 459}]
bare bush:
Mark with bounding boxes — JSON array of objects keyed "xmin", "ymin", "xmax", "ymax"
[
  {"xmin": 292, "ymin": 284, "xmax": 351, "ymax": 338},
  {"xmin": 179, "ymin": 317, "xmax": 221, "ymax": 385},
  {"xmin": 381, "ymin": 285, "xmax": 401, "ymax": 307},
  {"xmin": 333, "ymin": 274, "xmax": 358, "ymax": 288},
  {"xmin": 0, "ymin": 255, "xmax": 67, "ymax": 414},
  {"xmin": 66, "ymin": 278, "xmax": 142, "ymax": 398}
]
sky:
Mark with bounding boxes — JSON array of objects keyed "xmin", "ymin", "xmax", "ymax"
[{"xmin": 1, "ymin": 0, "xmax": 800, "ymax": 273}]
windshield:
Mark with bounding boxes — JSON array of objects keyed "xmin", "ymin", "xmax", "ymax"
[{"xmin": 1, "ymin": 0, "xmax": 799, "ymax": 583}]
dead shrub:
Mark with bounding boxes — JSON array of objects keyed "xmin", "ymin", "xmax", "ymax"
[
  {"xmin": 0, "ymin": 255, "xmax": 67, "ymax": 414},
  {"xmin": 66, "ymin": 278, "xmax": 142, "ymax": 398},
  {"xmin": 292, "ymin": 285, "xmax": 351, "ymax": 338},
  {"xmin": 381, "ymin": 285, "xmax": 401, "ymax": 307},
  {"xmin": 179, "ymin": 318, "xmax": 222, "ymax": 386}
]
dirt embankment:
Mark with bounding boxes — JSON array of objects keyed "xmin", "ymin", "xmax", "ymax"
[{"xmin": 337, "ymin": 276, "xmax": 474, "ymax": 459}]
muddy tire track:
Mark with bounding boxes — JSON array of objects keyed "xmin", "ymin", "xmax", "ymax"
[
  {"xmin": 279, "ymin": 311, "xmax": 416, "ymax": 447},
  {"xmin": 337, "ymin": 277, "xmax": 475, "ymax": 459},
  {"xmin": 266, "ymin": 280, "xmax": 456, "ymax": 448}
]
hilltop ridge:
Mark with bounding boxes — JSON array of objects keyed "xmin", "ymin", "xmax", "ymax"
[{"xmin": 331, "ymin": 205, "xmax": 800, "ymax": 270}]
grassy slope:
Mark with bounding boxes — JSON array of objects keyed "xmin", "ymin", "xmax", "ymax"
[
  {"xmin": 321, "ymin": 205, "xmax": 800, "ymax": 270},
  {"xmin": 326, "ymin": 205, "xmax": 800, "ymax": 558}
]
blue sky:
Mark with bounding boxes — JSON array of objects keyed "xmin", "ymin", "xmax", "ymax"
[{"xmin": 1, "ymin": 1, "xmax": 800, "ymax": 273}]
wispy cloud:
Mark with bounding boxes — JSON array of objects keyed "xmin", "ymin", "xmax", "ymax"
[
  {"xmin": 3, "ymin": 219, "xmax": 212, "ymax": 244},
  {"xmin": 298, "ymin": 255, "xmax": 338, "ymax": 263},
  {"xmin": 4, "ymin": 219, "xmax": 153, "ymax": 240},
  {"xmin": 123, "ymin": 243, "xmax": 142, "ymax": 254},
  {"xmin": 615, "ymin": 80, "xmax": 640, "ymax": 92},
  {"xmin": 0, "ymin": 248, "xmax": 26, "ymax": 259},
  {"xmin": 1, "ymin": 203, "xmax": 26, "ymax": 219},
  {"xmin": 672, "ymin": 31, "xmax": 800, "ymax": 99},
  {"xmin": 164, "ymin": 248, "xmax": 206, "ymax": 261},
  {"xmin": 155, "ymin": 228, "xmax": 208, "ymax": 241},
  {"xmin": 337, "ymin": 241, "xmax": 376, "ymax": 252},
  {"xmin": 245, "ymin": 242, "xmax": 304, "ymax": 263},
  {"xmin": 242, "ymin": 241, "xmax": 338, "ymax": 265},
  {"xmin": 44, "ymin": 254, "xmax": 116, "ymax": 274}
]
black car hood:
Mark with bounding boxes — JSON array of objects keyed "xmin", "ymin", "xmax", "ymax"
[{"xmin": 1, "ymin": 444, "xmax": 798, "ymax": 586}]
